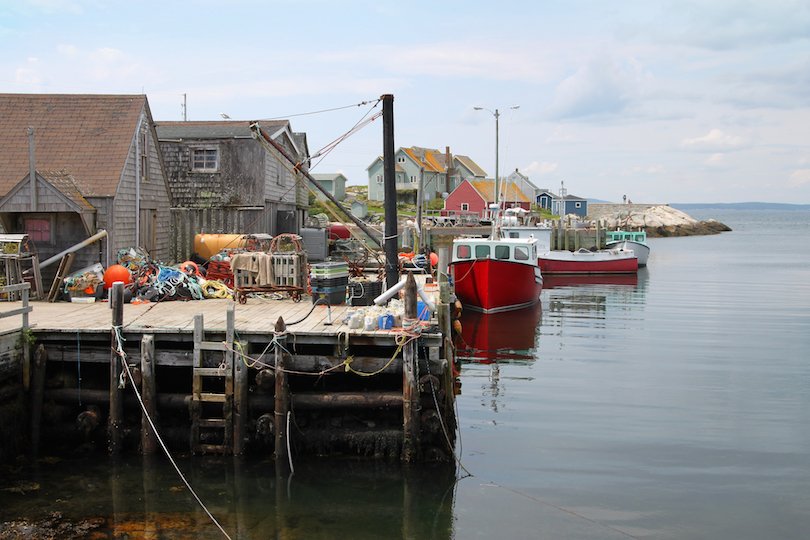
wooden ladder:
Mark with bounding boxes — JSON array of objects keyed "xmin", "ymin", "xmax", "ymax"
[{"xmin": 190, "ymin": 308, "xmax": 235, "ymax": 454}]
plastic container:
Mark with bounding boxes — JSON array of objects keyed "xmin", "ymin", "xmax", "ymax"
[
  {"xmin": 347, "ymin": 279, "xmax": 383, "ymax": 306},
  {"xmin": 311, "ymin": 288, "xmax": 346, "ymax": 305},
  {"xmin": 364, "ymin": 315, "xmax": 378, "ymax": 331},
  {"xmin": 416, "ymin": 301, "xmax": 431, "ymax": 321},
  {"xmin": 378, "ymin": 314, "xmax": 394, "ymax": 330},
  {"xmin": 310, "ymin": 275, "xmax": 349, "ymax": 288},
  {"xmin": 310, "ymin": 262, "xmax": 349, "ymax": 278}
]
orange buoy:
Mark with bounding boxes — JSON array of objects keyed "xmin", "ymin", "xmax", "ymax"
[
  {"xmin": 103, "ymin": 264, "xmax": 132, "ymax": 289},
  {"xmin": 429, "ymin": 252, "xmax": 439, "ymax": 267}
]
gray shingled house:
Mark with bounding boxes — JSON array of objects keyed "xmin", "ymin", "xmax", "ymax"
[{"xmin": 155, "ymin": 120, "xmax": 310, "ymax": 261}]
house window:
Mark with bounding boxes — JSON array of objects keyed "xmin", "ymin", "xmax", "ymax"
[
  {"xmin": 397, "ymin": 156, "xmax": 406, "ymax": 163},
  {"xmin": 575, "ymin": 202, "xmax": 582, "ymax": 208},
  {"xmin": 140, "ymin": 131, "xmax": 149, "ymax": 182},
  {"xmin": 24, "ymin": 218, "xmax": 51, "ymax": 244},
  {"xmin": 410, "ymin": 175, "xmax": 417, "ymax": 183},
  {"xmin": 460, "ymin": 203, "xmax": 469, "ymax": 211},
  {"xmin": 376, "ymin": 175, "xmax": 383, "ymax": 184},
  {"xmin": 191, "ymin": 148, "xmax": 219, "ymax": 172}
]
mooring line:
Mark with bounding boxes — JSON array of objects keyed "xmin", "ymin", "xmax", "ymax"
[{"xmin": 112, "ymin": 326, "xmax": 233, "ymax": 540}]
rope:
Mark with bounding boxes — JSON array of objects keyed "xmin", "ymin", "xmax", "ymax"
[
  {"xmin": 286, "ymin": 411, "xmax": 294, "ymax": 475},
  {"xmin": 111, "ymin": 326, "xmax": 233, "ymax": 540},
  {"xmin": 452, "ymin": 258, "xmax": 478, "ymax": 283}
]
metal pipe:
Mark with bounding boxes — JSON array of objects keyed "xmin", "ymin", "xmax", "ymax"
[{"xmin": 39, "ymin": 229, "xmax": 108, "ymax": 269}]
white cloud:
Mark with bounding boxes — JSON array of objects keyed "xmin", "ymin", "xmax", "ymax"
[
  {"xmin": 788, "ymin": 169, "xmax": 810, "ymax": 187},
  {"xmin": 705, "ymin": 153, "xmax": 726, "ymax": 166},
  {"xmin": 56, "ymin": 44, "xmax": 78, "ymax": 57},
  {"xmin": 681, "ymin": 129, "xmax": 746, "ymax": 150},
  {"xmin": 523, "ymin": 161, "xmax": 558, "ymax": 176},
  {"xmin": 545, "ymin": 128, "xmax": 579, "ymax": 144},
  {"xmin": 546, "ymin": 54, "xmax": 651, "ymax": 120}
]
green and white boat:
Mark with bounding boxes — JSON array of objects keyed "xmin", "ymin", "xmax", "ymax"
[{"xmin": 605, "ymin": 230, "xmax": 650, "ymax": 266}]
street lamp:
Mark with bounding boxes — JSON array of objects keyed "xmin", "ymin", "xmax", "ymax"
[{"xmin": 474, "ymin": 105, "xmax": 519, "ymax": 228}]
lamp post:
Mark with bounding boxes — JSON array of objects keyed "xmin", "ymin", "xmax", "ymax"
[{"xmin": 474, "ymin": 105, "xmax": 519, "ymax": 234}]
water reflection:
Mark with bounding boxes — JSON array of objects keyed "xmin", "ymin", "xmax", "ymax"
[
  {"xmin": 1, "ymin": 455, "xmax": 457, "ymax": 539},
  {"xmin": 456, "ymin": 303, "xmax": 542, "ymax": 363}
]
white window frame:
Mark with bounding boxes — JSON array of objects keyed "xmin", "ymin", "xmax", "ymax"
[
  {"xmin": 376, "ymin": 175, "xmax": 383, "ymax": 184},
  {"xmin": 575, "ymin": 202, "xmax": 582, "ymax": 208},
  {"xmin": 397, "ymin": 156, "xmax": 406, "ymax": 164},
  {"xmin": 191, "ymin": 146, "xmax": 219, "ymax": 172},
  {"xmin": 410, "ymin": 175, "xmax": 417, "ymax": 183},
  {"xmin": 460, "ymin": 203, "xmax": 469, "ymax": 211}
]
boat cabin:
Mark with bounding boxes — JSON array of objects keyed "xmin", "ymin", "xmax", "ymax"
[
  {"xmin": 606, "ymin": 230, "xmax": 647, "ymax": 243},
  {"xmin": 452, "ymin": 237, "xmax": 538, "ymax": 266}
]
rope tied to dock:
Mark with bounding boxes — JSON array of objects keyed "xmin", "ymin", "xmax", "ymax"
[{"xmin": 110, "ymin": 325, "xmax": 234, "ymax": 540}]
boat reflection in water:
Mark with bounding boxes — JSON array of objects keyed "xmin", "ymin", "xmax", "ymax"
[
  {"xmin": 542, "ymin": 267, "xmax": 649, "ymax": 322},
  {"xmin": 456, "ymin": 302, "xmax": 542, "ymax": 363},
  {"xmin": 541, "ymin": 272, "xmax": 639, "ymax": 289}
]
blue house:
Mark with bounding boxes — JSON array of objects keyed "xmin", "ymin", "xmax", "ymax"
[{"xmin": 535, "ymin": 182, "xmax": 588, "ymax": 217}]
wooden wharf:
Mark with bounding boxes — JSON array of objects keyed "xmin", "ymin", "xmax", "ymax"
[{"xmin": 0, "ymin": 290, "xmax": 457, "ymax": 463}]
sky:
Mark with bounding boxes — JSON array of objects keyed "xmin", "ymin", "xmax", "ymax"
[{"xmin": 1, "ymin": 0, "xmax": 809, "ymax": 204}]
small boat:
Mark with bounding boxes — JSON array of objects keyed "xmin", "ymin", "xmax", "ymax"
[
  {"xmin": 605, "ymin": 230, "xmax": 650, "ymax": 266},
  {"xmin": 450, "ymin": 236, "xmax": 543, "ymax": 313},
  {"xmin": 538, "ymin": 248, "xmax": 638, "ymax": 274}
]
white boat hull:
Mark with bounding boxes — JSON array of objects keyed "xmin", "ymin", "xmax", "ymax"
[{"xmin": 606, "ymin": 240, "xmax": 649, "ymax": 266}]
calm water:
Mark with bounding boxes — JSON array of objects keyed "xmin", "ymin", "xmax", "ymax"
[{"xmin": 2, "ymin": 209, "xmax": 809, "ymax": 539}]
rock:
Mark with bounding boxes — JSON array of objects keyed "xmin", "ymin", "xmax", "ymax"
[{"xmin": 590, "ymin": 204, "xmax": 731, "ymax": 237}]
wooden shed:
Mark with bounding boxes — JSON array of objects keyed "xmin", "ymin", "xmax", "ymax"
[{"xmin": 0, "ymin": 94, "xmax": 172, "ymax": 284}]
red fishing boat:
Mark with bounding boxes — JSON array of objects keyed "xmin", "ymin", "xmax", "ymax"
[
  {"xmin": 450, "ymin": 237, "xmax": 543, "ymax": 313},
  {"xmin": 538, "ymin": 248, "xmax": 638, "ymax": 274}
]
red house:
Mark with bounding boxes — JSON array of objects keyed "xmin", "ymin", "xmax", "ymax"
[{"xmin": 444, "ymin": 179, "xmax": 531, "ymax": 217}]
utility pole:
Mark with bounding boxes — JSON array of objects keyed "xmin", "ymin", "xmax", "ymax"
[{"xmin": 382, "ymin": 94, "xmax": 399, "ymax": 289}]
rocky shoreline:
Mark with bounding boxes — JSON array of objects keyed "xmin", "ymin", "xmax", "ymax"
[{"xmin": 588, "ymin": 204, "xmax": 732, "ymax": 237}]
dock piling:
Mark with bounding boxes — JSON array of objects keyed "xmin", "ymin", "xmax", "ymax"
[
  {"xmin": 274, "ymin": 317, "xmax": 290, "ymax": 467},
  {"xmin": 402, "ymin": 273, "xmax": 420, "ymax": 462},
  {"xmin": 108, "ymin": 281, "xmax": 124, "ymax": 455},
  {"xmin": 140, "ymin": 334, "xmax": 157, "ymax": 455}
]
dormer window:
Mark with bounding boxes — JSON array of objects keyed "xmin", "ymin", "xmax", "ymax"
[
  {"xmin": 397, "ymin": 156, "xmax": 406, "ymax": 164},
  {"xmin": 192, "ymin": 147, "xmax": 219, "ymax": 172}
]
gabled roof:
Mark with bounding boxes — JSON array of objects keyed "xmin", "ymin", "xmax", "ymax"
[
  {"xmin": 312, "ymin": 173, "xmax": 347, "ymax": 182},
  {"xmin": 454, "ymin": 155, "xmax": 487, "ymax": 177},
  {"xmin": 155, "ymin": 120, "xmax": 288, "ymax": 140},
  {"xmin": 469, "ymin": 179, "xmax": 529, "ymax": 203},
  {"xmin": 561, "ymin": 194, "xmax": 586, "ymax": 201},
  {"xmin": 40, "ymin": 169, "xmax": 95, "ymax": 210},
  {"xmin": 0, "ymin": 93, "xmax": 147, "ymax": 197}
]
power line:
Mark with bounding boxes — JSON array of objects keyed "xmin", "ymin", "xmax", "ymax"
[{"xmin": 258, "ymin": 98, "xmax": 380, "ymax": 121}]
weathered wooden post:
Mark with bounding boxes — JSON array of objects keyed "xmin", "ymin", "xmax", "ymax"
[
  {"xmin": 274, "ymin": 316, "xmax": 289, "ymax": 466},
  {"xmin": 402, "ymin": 272, "xmax": 420, "ymax": 461},
  {"xmin": 140, "ymin": 334, "xmax": 157, "ymax": 455},
  {"xmin": 230, "ymin": 304, "xmax": 249, "ymax": 455},
  {"xmin": 108, "ymin": 281, "xmax": 124, "ymax": 455},
  {"xmin": 29, "ymin": 344, "xmax": 47, "ymax": 456}
]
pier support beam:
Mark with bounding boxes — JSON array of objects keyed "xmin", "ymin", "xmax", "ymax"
[
  {"xmin": 29, "ymin": 344, "xmax": 47, "ymax": 457},
  {"xmin": 140, "ymin": 334, "xmax": 157, "ymax": 455},
  {"xmin": 108, "ymin": 281, "xmax": 124, "ymax": 455},
  {"xmin": 274, "ymin": 317, "xmax": 289, "ymax": 467},
  {"xmin": 402, "ymin": 272, "xmax": 420, "ymax": 462}
]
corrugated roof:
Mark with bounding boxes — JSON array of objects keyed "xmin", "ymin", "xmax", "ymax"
[
  {"xmin": 155, "ymin": 120, "xmax": 288, "ymax": 140},
  {"xmin": 0, "ymin": 93, "xmax": 146, "ymax": 197},
  {"xmin": 469, "ymin": 179, "xmax": 529, "ymax": 203}
]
